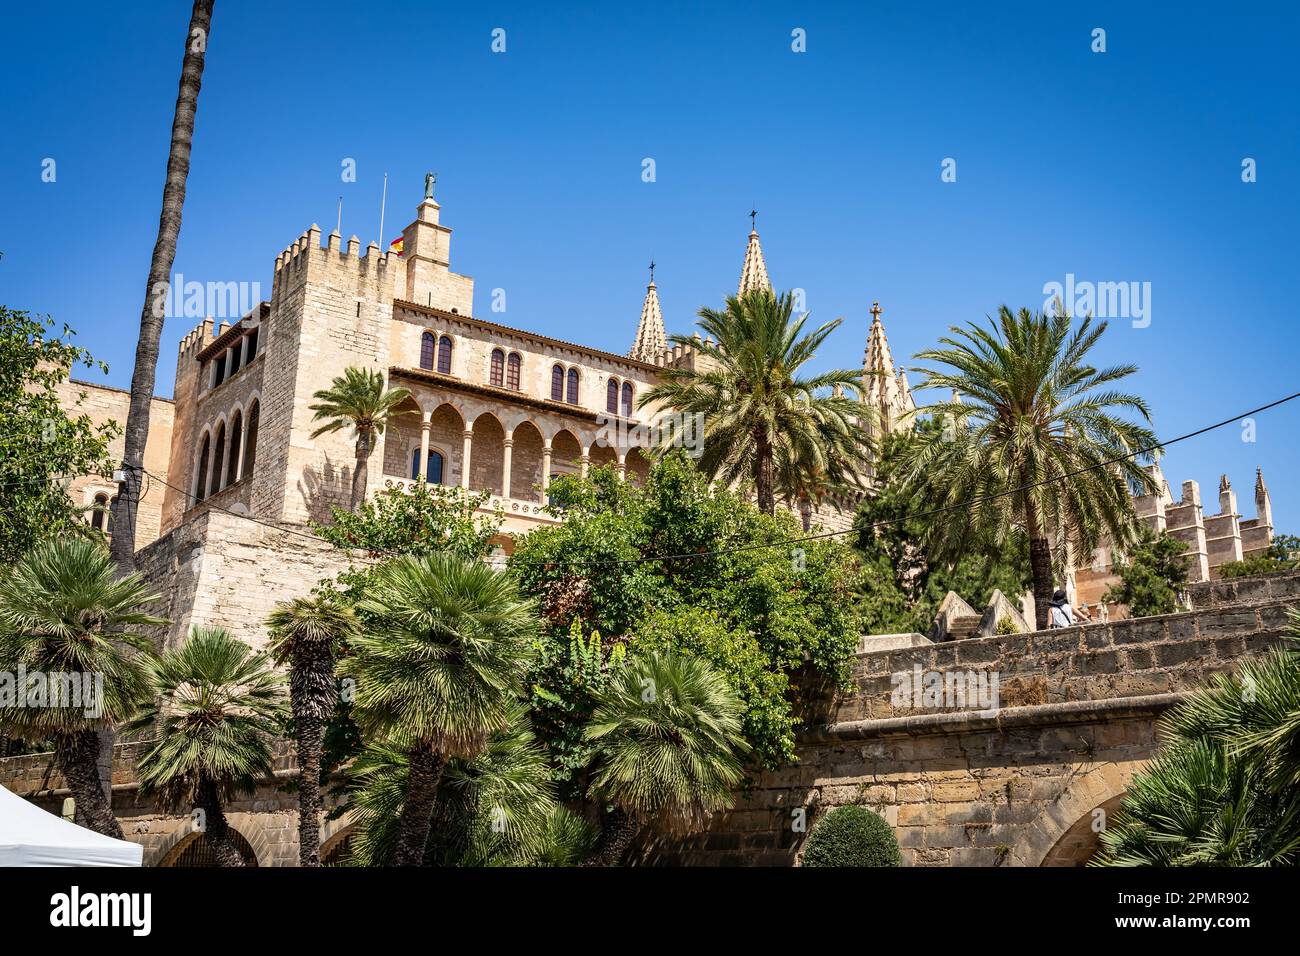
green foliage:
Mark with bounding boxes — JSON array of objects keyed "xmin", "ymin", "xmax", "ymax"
[
  {"xmin": 307, "ymin": 366, "xmax": 413, "ymax": 441},
  {"xmin": 1096, "ymin": 622, "xmax": 1300, "ymax": 866},
  {"xmin": 129, "ymin": 627, "xmax": 287, "ymax": 810},
  {"xmin": 0, "ymin": 537, "xmax": 164, "ymax": 739},
  {"xmin": 510, "ymin": 453, "xmax": 863, "ymax": 769},
  {"xmin": 995, "ymin": 615, "xmax": 1019, "ymax": 636},
  {"xmin": 1103, "ymin": 528, "xmax": 1188, "ymax": 617},
  {"xmin": 853, "ymin": 427, "xmax": 1031, "ymax": 634},
  {"xmin": 1218, "ymin": 535, "xmax": 1300, "ymax": 579},
  {"xmin": 342, "ymin": 704, "xmax": 587, "ymax": 866},
  {"xmin": 0, "ymin": 308, "xmax": 120, "ymax": 563},
  {"xmin": 801, "ymin": 805, "xmax": 901, "ymax": 867},
  {"xmin": 313, "ymin": 481, "xmax": 501, "ymax": 561},
  {"xmin": 528, "ymin": 619, "xmax": 626, "ymax": 794},
  {"xmin": 585, "ymin": 648, "xmax": 748, "ymax": 832}
]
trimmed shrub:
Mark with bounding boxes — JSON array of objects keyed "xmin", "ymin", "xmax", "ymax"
[{"xmin": 801, "ymin": 806, "xmax": 901, "ymax": 867}]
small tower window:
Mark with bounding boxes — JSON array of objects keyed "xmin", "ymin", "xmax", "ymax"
[
  {"xmin": 566, "ymin": 368, "xmax": 580, "ymax": 405},
  {"xmin": 437, "ymin": 336, "xmax": 453, "ymax": 374},
  {"xmin": 420, "ymin": 331, "xmax": 435, "ymax": 370},
  {"xmin": 622, "ymin": 381, "xmax": 634, "ymax": 417},
  {"xmin": 606, "ymin": 378, "xmax": 619, "ymax": 414},
  {"xmin": 245, "ymin": 327, "xmax": 259, "ymax": 362},
  {"xmin": 551, "ymin": 365, "xmax": 564, "ymax": 401},
  {"xmin": 490, "ymin": 348, "xmax": 505, "ymax": 387},
  {"xmin": 91, "ymin": 493, "xmax": 108, "ymax": 531},
  {"xmin": 507, "ymin": 352, "xmax": 521, "ymax": 390}
]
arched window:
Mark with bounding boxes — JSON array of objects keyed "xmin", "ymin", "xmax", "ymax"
[
  {"xmin": 622, "ymin": 381, "xmax": 634, "ymax": 417},
  {"xmin": 420, "ymin": 331, "xmax": 435, "ymax": 370},
  {"xmin": 91, "ymin": 493, "xmax": 108, "ymax": 531},
  {"xmin": 551, "ymin": 365, "xmax": 564, "ymax": 401},
  {"xmin": 243, "ymin": 401, "xmax": 259, "ymax": 478},
  {"xmin": 507, "ymin": 352, "xmax": 521, "ymax": 390},
  {"xmin": 245, "ymin": 327, "xmax": 259, "ymax": 362},
  {"xmin": 490, "ymin": 348, "xmax": 505, "ymax": 387},
  {"xmin": 410, "ymin": 448, "xmax": 445, "ymax": 484},
  {"xmin": 227, "ymin": 411, "xmax": 243, "ymax": 486},
  {"xmin": 195, "ymin": 433, "xmax": 211, "ymax": 503},
  {"xmin": 566, "ymin": 368, "xmax": 579, "ymax": 405},
  {"xmin": 437, "ymin": 336, "xmax": 453, "ymax": 374},
  {"xmin": 606, "ymin": 378, "xmax": 619, "ymax": 413},
  {"xmin": 211, "ymin": 422, "xmax": 227, "ymax": 495}
]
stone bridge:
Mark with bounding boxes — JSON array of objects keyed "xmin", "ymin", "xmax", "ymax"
[{"xmin": 635, "ymin": 570, "xmax": 1300, "ymax": 867}]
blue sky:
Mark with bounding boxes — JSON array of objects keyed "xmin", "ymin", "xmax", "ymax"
[{"xmin": 1, "ymin": 1, "xmax": 1297, "ymax": 528}]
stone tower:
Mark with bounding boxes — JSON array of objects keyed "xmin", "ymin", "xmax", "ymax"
[{"xmin": 628, "ymin": 264, "xmax": 667, "ymax": 363}]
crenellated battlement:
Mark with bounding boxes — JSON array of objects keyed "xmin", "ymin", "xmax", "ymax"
[
  {"xmin": 271, "ymin": 223, "xmax": 397, "ymax": 301},
  {"xmin": 178, "ymin": 317, "xmax": 216, "ymax": 358}
]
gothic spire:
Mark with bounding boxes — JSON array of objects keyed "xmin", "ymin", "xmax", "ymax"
[
  {"xmin": 628, "ymin": 263, "xmax": 667, "ymax": 363},
  {"xmin": 862, "ymin": 301, "xmax": 913, "ymax": 436},
  {"xmin": 737, "ymin": 214, "xmax": 771, "ymax": 297}
]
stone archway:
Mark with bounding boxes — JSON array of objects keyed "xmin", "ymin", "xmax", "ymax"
[
  {"xmin": 1040, "ymin": 792, "xmax": 1126, "ymax": 866},
  {"xmin": 156, "ymin": 828, "xmax": 260, "ymax": 867},
  {"xmin": 1012, "ymin": 763, "xmax": 1135, "ymax": 867}
]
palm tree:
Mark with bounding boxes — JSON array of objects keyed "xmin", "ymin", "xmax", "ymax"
[
  {"xmin": 129, "ymin": 627, "xmax": 286, "ymax": 866},
  {"xmin": 110, "ymin": 0, "xmax": 215, "ymax": 572},
  {"xmin": 309, "ymin": 367, "xmax": 414, "ymax": 511},
  {"xmin": 1096, "ymin": 623, "xmax": 1300, "ymax": 865},
  {"xmin": 776, "ymin": 454, "xmax": 859, "ymax": 532},
  {"xmin": 0, "ymin": 538, "xmax": 164, "ymax": 838},
  {"xmin": 640, "ymin": 289, "xmax": 870, "ymax": 516},
  {"xmin": 582, "ymin": 650, "xmax": 748, "ymax": 866},
  {"xmin": 338, "ymin": 553, "xmax": 538, "ymax": 866},
  {"xmin": 900, "ymin": 306, "xmax": 1157, "ymax": 629},
  {"xmin": 266, "ymin": 594, "xmax": 358, "ymax": 867}
]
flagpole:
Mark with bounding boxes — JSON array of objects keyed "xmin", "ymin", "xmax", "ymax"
[{"xmin": 377, "ymin": 172, "xmax": 388, "ymax": 249}]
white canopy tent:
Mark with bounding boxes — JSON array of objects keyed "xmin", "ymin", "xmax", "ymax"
[{"xmin": 0, "ymin": 784, "xmax": 143, "ymax": 866}]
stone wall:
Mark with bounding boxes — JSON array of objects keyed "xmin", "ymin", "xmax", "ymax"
[{"xmin": 635, "ymin": 573, "xmax": 1298, "ymax": 867}]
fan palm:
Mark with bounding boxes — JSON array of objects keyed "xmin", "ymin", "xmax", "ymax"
[
  {"xmin": 899, "ymin": 305, "xmax": 1157, "ymax": 629},
  {"xmin": 338, "ymin": 552, "xmax": 539, "ymax": 866},
  {"xmin": 1096, "ymin": 617, "xmax": 1300, "ymax": 865},
  {"xmin": 266, "ymin": 594, "xmax": 358, "ymax": 866},
  {"xmin": 309, "ymin": 367, "xmax": 414, "ymax": 510},
  {"xmin": 582, "ymin": 649, "xmax": 748, "ymax": 866},
  {"xmin": 344, "ymin": 703, "xmax": 578, "ymax": 866},
  {"xmin": 129, "ymin": 627, "xmax": 286, "ymax": 866},
  {"xmin": 640, "ymin": 289, "xmax": 870, "ymax": 516},
  {"xmin": 0, "ymin": 537, "xmax": 164, "ymax": 838}
]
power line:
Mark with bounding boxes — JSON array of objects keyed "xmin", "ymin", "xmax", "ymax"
[{"xmin": 127, "ymin": 388, "xmax": 1300, "ymax": 572}]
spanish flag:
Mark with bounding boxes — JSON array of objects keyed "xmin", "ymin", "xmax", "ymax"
[{"xmin": 389, "ymin": 235, "xmax": 404, "ymax": 256}]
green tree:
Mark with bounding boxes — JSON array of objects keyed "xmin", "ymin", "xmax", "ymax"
[
  {"xmin": 582, "ymin": 649, "xmax": 748, "ymax": 866},
  {"xmin": 640, "ymin": 288, "xmax": 869, "ymax": 516},
  {"xmin": 0, "ymin": 538, "xmax": 163, "ymax": 837},
  {"xmin": 313, "ymin": 480, "xmax": 500, "ymax": 560},
  {"xmin": 1218, "ymin": 533, "xmax": 1300, "ymax": 579},
  {"xmin": 309, "ymin": 367, "xmax": 415, "ymax": 511},
  {"xmin": 130, "ymin": 627, "xmax": 286, "ymax": 866},
  {"xmin": 801, "ymin": 805, "xmax": 901, "ymax": 867},
  {"xmin": 339, "ymin": 553, "xmax": 538, "ymax": 866},
  {"xmin": 511, "ymin": 454, "xmax": 863, "ymax": 770},
  {"xmin": 1096, "ymin": 620, "xmax": 1300, "ymax": 866},
  {"xmin": 0, "ymin": 309, "xmax": 119, "ymax": 564},
  {"xmin": 1103, "ymin": 528, "xmax": 1189, "ymax": 617},
  {"xmin": 265, "ymin": 594, "xmax": 358, "ymax": 867},
  {"xmin": 899, "ymin": 306, "xmax": 1157, "ymax": 629}
]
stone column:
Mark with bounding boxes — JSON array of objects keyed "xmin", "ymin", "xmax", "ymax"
[
  {"xmin": 418, "ymin": 412, "xmax": 432, "ymax": 482},
  {"xmin": 541, "ymin": 438, "xmax": 553, "ymax": 495},
  {"xmin": 580, "ymin": 446, "xmax": 591, "ymax": 479},
  {"xmin": 616, "ymin": 450, "xmax": 627, "ymax": 481},
  {"xmin": 502, "ymin": 431, "xmax": 514, "ymax": 499},
  {"xmin": 461, "ymin": 428, "xmax": 474, "ymax": 489}
]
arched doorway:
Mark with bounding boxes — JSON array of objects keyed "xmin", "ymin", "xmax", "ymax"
[
  {"xmin": 1040, "ymin": 793, "xmax": 1126, "ymax": 866},
  {"xmin": 158, "ymin": 829, "xmax": 259, "ymax": 867}
]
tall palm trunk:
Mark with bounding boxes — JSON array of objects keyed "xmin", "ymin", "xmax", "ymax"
[
  {"xmin": 350, "ymin": 428, "xmax": 373, "ymax": 511},
  {"xmin": 389, "ymin": 746, "xmax": 445, "ymax": 866},
  {"xmin": 1024, "ymin": 496, "xmax": 1053, "ymax": 630},
  {"xmin": 754, "ymin": 431, "xmax": 775, "ymax": 516},
  {"xmin": 195, "ymin": 774, "xmax": 245, "ymax": 867},
  {"xmin": 56, "ymin": 730, "xmax": 124, "ymax": 840},
  {"xmin": 799, "ymin": 496, "xmax": 812, "ymax": 532},
  {"xmin": 103, "ymin": 0, "xmax": 214, "ymax": 832},
  {"xmin": 109, "ymin": 0, "xmax": 214, "ymax": 573},
  {"xmin": 294, "ymin": 713, "xmax": 325, "ymax": 867},
  {"xmin": 581, "ymin": 809, "xmax": 639, "ymax": 866}
]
